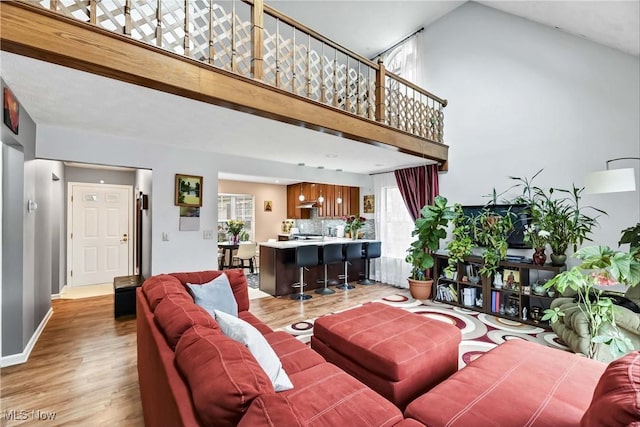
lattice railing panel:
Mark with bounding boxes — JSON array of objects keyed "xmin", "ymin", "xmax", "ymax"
[
  {"xmin": 159, "ymin": 2, "xmax": 186, "ymax": 55},
  {"xmin": 57, "ymin": 0, "xmax": 89, "ymax": 22},
  {"xmin": 210, "ymin": 2, "xmax": 233, "ymax": 72},
  {"xmin": 306, "ymin": 50, "xmax": 322, "ymax": 102},
  {"xmin": 233, "ymin": 13, "xmax": 253, "ymax": 78},
  {"xmin": 96, "ymin": 0, "xmax": 126, "ymax": 33},
  {"xmin": 25, "ymin": 0, "xmax": 51, "ymax": 10},
  {"xmin": 293, "ymin": 42, "xmax": 309, "ymax": 97},
  {"xmin": 320, "ymin": 57, "xmax": 336, "ymax": 106},
  {"xmin": 188, "ymin": 2, "xmax": 211, "ymax": 62},
  {"xmin": 129, "ymin": 1, "xmax": 157, "ymax": 45}
]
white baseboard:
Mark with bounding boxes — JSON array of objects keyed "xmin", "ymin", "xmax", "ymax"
[{"xmin": 1, "ymin": 308, "xmax": 53, "ymax": 367}]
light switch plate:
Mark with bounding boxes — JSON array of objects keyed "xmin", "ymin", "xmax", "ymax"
[{"xmin": 203, "ymin": 230, "xmax": 214, "ymax": 240}]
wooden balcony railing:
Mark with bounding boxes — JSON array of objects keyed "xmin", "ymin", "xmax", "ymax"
[{"xmin": 20, "ymin": 0, "xmax": 448, "ymax": 146}]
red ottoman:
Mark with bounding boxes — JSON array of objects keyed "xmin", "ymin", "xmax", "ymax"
[{"xmin": 311, "ymin": 302, "xmax": 461, "ymax": 409}]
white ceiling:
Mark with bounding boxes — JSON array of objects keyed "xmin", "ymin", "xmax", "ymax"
[{"xmin": 1, "ymin": 1, "xmax": 638, "ymax": 182}]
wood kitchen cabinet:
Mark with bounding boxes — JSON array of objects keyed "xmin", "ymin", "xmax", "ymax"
[{"xmin": 287, "ymin": 183, "xmax": 359, "ymax": 218}]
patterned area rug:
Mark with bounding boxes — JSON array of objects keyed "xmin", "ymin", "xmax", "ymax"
[{"xmin": 280, "ymin": 294, "xmax": 570, "ymax": 369}]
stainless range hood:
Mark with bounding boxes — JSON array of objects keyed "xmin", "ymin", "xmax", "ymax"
[{"xmin": 296, "ymin": 201, "xmax": 318, "ymax": 209}]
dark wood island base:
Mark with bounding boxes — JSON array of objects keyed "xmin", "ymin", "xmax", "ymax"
[{"xmin": 259, "ymin": 239, "xmax": 378, "ymax": 297}]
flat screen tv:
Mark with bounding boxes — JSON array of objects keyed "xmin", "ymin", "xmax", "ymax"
[{"xmin": 461, "ymin": 204, "xmax": 532, "ymax": 249}]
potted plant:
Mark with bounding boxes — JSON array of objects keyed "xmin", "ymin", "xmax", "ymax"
[
  {"xmin": 523, "ymin": 223, "xmax": 550, "ymax": 265},
  {"xmin": 444, "ymin": 204, "xmax": 474, "ymax": 277},
  {"xmin": 471, "ymin": 209, "xmax": 513, "ymax": 278},
  {"xmin": 534, "ymin": 186, "xmax": 605, "ymax": 266},
  {"xmin": 405, "ymin": 195, "xmax": 455, "ymax": 299},
  {"xmin": 226, "ymin": 219, "xmax": 244, "ymax": 244},
  {"xmin": 542, "ymin": 245, "xmax": 640, "ymax": 359},
  {"xmin": 344, "ymin": 215, "xmax": 366, "ymax": 239}
]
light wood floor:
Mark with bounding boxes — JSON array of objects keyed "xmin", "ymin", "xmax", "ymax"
[{"xmin": 0, "ymin": 283, "xmax": 406, "ymax": 426}]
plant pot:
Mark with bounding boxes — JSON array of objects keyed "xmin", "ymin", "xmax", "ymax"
[
  {"xmin": 532, "ymin": 247, "xmax": 547, "ymax": 266},
  {"xmin": 408, "ymin": 278, "xmax": 434, "ymax": 300},
  {"xmin": 550, "ymin": 253, "xmax": 567, "ymax": 266}
]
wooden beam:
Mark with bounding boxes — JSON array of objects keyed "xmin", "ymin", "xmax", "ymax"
[{"xmin": 0, "ymin": 1, "xmax": 448, "ymax": 164}]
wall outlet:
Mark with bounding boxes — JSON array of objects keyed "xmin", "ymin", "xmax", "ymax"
[
  {"xmin": 162, "ymin": 232, "xmax": 169, "ymax": 241},
  {"xmin": 203, "ymin": 230, "xmax": 214, "ymax": 240}
]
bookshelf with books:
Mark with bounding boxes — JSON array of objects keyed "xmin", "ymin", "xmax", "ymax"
[{"xmin": 433, "ymin": 253, "xmax": 566, "ymax": 327}]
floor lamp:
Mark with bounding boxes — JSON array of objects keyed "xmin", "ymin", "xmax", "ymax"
[{"xmin": 585, "ymin": 157, "xmax": 640, "ymax": 194}]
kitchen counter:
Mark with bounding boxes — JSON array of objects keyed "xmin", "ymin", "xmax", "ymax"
[
  {"xmin": 258, "ymin": 239, "xmax": 380, "ymax": 297},
  {"xmin": 260, "ymin": 237, "xmax": 377, "ymax": 249}
]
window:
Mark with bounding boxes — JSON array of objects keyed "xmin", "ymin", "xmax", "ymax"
[
  {"xmin": 379, "ymin": 186, "xmax": 413, "ymax": 259},
  {"xmin": 372, "ymin": 175, "xmax": 414, "ymax": 287},
  {"xmin": 218, "ymin": 194, "xmax": 254, "ymax": 241}
]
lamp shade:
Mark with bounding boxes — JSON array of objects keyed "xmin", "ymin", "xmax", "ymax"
[{"xmin": 585, "ymin": 168, "xmax": 636, "ymax": 194}]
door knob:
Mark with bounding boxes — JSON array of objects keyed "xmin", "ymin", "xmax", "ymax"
[{"xmin": 121, "ymin": 233, "xmax": 128, "ymax": 242}]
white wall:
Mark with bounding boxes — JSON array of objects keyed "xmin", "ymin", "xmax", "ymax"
[
  {"xmin": 37, "ymin": 125, "xmax": 372, "ymax": 275},
  {"xmin": 422, "ymin": 2, "xmax": 640, "ymax": 252}
]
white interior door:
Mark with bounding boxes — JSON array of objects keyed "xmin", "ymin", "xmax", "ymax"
[{"xmin": 68, "ymin": 184, "xmax": 133, "ymax": 286}]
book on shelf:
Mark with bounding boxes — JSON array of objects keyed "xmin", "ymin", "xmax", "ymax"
[{"xmin": 437, "ymin": 284, "xmax": 459, "ymax": 303}]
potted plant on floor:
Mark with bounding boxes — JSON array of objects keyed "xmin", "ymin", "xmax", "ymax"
[{"xmin": 405, "ymin": 195, "xmax": 455, "ymax": 300}]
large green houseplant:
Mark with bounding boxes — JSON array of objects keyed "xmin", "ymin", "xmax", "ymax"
[
  {"xmin": 406, "ymin": 195, "xmax": 455, "ymax": 299},
  {"xmin": 543, "ymin": 245, "xmax": 640, "ymax": 359}
]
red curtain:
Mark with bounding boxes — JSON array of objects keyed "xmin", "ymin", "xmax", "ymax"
[{"xmin": 394, "ymin": 165, "xmax": 439, "ymax": 221}]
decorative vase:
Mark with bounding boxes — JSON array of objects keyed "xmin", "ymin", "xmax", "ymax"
[
  {"xmin": 352, "ymin": 229, "xmax": 359, "ymax": 240},
  {"xmin": 408, "ymin": 278, "xmax": 434, "ymax": 300},
  {"xmin": 532, "ymin": 247, "xmax": 547, "ymax": 266},
  {"xmin": 232, "ymin": 234, "xmax": 239, "ymax": 244},
  {"xmin": 550, "ymin": 253, "xmax": 567, "ymax": 266}
]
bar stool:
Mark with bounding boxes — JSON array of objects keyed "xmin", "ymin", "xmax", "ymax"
[
  {"xmin": 359, "ymin": 242, "xmax": 381, "ymax": 285},
  {"xmin": 291, "ymin": 245, "xmax": 318, "ymax": 301},
  {"xmin": 338, "ymin": 242, "xmax": 362, "ymax": 290},
  {"xmin": 316, "ymin": 244, "xmax": 342, "ymax": 295}
]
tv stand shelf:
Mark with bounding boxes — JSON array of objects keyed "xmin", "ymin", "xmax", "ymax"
[{"xmin": 433, "ymin": 253, "xmax": 566, "ymax": 328}]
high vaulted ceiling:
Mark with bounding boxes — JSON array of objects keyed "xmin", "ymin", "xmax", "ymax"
[{"xmin": 1, "ymin": 1, "xmax": 638, "ymax": 181}]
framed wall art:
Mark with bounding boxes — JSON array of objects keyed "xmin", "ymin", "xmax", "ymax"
[
  {"xmin": 264, "ymin": 200, "xmax": 273, "ymax": 212},
  {"xmin": 175, "ymin": 174, "xmax": 203, "ymax": 207},
  {"xmin": 363, "ymin": 194, "xmax": 374, "ymax": 213},
  {"xmin": 3, "ymin": 86, "xmax": 20, "ymax": 135}
]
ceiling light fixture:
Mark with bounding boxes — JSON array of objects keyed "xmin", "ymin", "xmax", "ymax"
[
  {"xmin": 298, "ymin": 183, "xmax": 305, "ymax": 202},
  {"xmin": 585, "ymin": 157, "xmax": 639, "ymax": 194}
]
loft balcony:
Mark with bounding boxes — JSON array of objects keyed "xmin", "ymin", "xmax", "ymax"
[{"xmin": 0, "ymin": 0, "xmax": 449, "ymax": 167}]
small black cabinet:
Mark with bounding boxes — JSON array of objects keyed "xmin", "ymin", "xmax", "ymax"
[{"xmin": 114, "ymin": 275, "xmax": 143, "ymax": 318}]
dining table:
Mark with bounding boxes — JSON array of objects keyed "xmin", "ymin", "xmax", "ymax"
[{"xmin": 218, "ymin": 242, "xmax": 239, "ymax": 269}]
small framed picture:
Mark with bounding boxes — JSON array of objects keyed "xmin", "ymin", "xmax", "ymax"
[
  {"xmin": 264, "ymin": 200, "xmax": 273, "ymax": 212},
  {"xmin": 175, "ymin": 174, "xmax": 203, "ymax": 207},
  {"xmin": 363, "ymin": 194, "xmax": 374, "ymax": 213},
  {"xmin": 3, "ymin": 86, "xmax": 20, "ymax": 135},
  {"xmin": 503, "ymin": 269, "xmax": 520, "ymax": 289}
]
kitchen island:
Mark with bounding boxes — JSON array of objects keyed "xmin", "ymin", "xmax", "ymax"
[{"xmin": 259, "ymin": 238, "xmax": 379, "ymax": 297}]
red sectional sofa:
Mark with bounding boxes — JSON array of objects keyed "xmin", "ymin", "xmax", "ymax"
[
  {"xmin": 136, "ymin": 269, "xmax": 420, "ymax": 427},
  {"xmin": 137, "ymin": 270, "xmax": 640, "ymax": 427}
]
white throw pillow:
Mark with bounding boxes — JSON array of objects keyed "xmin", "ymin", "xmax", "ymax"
[
  {"xmin": 187, "ymin": 273, "xmax": 238, "ymax": 317},
  {"xmin": 214, "ymin": 309, "xmax": 294, "ymax": 392}
]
